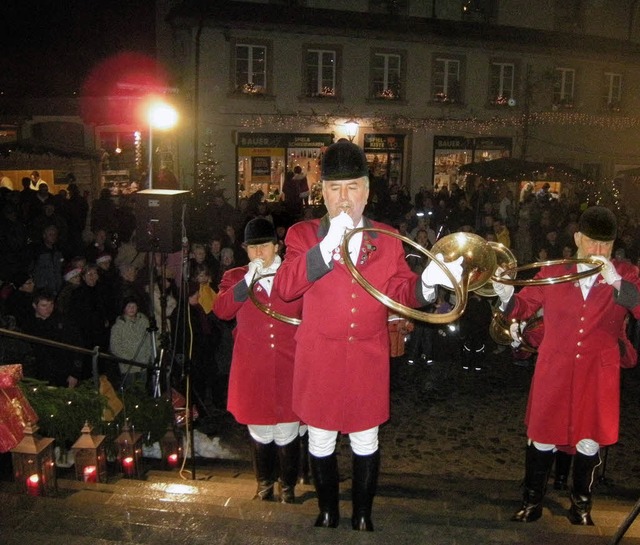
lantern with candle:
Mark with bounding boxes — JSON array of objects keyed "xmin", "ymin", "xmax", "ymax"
[
  {"xmin": 159, "ymin": 425, "xmax": 182, "ymax": 470},
  {"xmin": 10, "ymin": 421, "xmax": 56, "ymax": 496},
  {"xmin": 71, "ymin": 421, "xmax": 107, "ymax": 483},
  {"xmin": 115, "ymin": 419, "xmax": 143, "ymax": 478}
]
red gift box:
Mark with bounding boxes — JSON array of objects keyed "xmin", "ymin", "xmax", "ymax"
[{"xmin": 0, "ymin": 364, "xmax": 39, "ymax": 453}]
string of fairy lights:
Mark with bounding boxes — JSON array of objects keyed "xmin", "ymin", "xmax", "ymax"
[{"xmin": 240, "ymin": 109, "xmax": 640, "ymax": 134}]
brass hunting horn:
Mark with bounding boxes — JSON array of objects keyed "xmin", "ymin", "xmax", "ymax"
[
  {"xmin": 342, "ymin": 228, "xmax": 491, "ymax": 324},
  {"xmin": 247, "ymin": 272, "xmax": 302, "ymax": 326},
  {"xmin": 489, "ymin": 255, "xmax": 605, "ymax": 348}
]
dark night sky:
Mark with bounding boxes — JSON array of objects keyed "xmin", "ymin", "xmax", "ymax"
[{"xmin": 1, "ymin": 0, "xmax": 157, "ymax": 97}]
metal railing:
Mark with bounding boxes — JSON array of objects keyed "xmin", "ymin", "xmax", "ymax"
[{"xmin": 0, "ymin": 327, "xmax": 154, "ymax": 390}]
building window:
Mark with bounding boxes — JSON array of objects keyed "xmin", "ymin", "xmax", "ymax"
[
  {"xmin": 489, "ymin": 61, "xmax": 516, "ymax": 106},
  {"xmin": 432, "ymin": 56, "xmax": 464, "ymax": 104},
  {"xmin": 234, "ymin": 42, "xmax": 268, "ymax": 95},
  {"xmin": 553, "ymin": 67, "xmax": 575, "ymax": 108},
  {"xmin": 371, "ymin": 51, "xmax": 403, "ymax": 100},
  {"xmin": 304, "ymin": 48, "xmax": 338, "ymax": 98},
  {"xmin": 603, "ymin": 72, "xmax": 622, "ymax": 112}
]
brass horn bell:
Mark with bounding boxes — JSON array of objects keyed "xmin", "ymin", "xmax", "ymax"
[
  {"xmin": 430, "ymin": 231, "xmax": 498, "ymax": 294},
  {"xmin": 490, "ymin": 310, "xmax": 543, "ymax": 353}
]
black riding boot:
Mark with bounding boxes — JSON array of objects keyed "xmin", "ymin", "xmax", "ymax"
[
  {"xmin": 298, "ymin": 432, "xmax": 312, "ymax": 485},
  {"xmin": 351, "ymin": 450, "xmax": 380, "ymax": 531},
  {"xmin": 511, "ymin": 443, "xmax": 555, "ymax": 522},
  {"xmin": 277, "ymin": 437, "xmax": 300, "ymax": 504},
  {"xmin": 249, "ymin": 438, "xmax": 276, "ymax": 501},
  {"xmin": 553, "ymin": 451, "xmax": 573, "ymax": 490},
  {"xmin": 568, "ymin": 451, "xmax": 600, "ymax": 526},
  {"xmin": 310, "ymin": 453, "xmax": 340, "ymax": 528}
]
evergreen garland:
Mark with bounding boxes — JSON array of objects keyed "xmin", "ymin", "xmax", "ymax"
[
  {"xmin": 20, "ymin": 378, "xmax": 105, "ymax": 449},
  {"xmin": 20, "ymin": 379, "xmax": 174, "ymax": 449}
]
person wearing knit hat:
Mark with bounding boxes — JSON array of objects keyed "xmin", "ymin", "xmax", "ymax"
[
  {"xmin": 272, "ymin": 139, "xmax": 463, "ymax": 531},
  {"xmin": 213, "ymin": 216, "xmax": 304, "ymax": 505},
  {"xmin": 491, "ymin": 205, "xmax": 640, "ymax": 526},
  {"xmin": 63, "ymin": 265, "xmax": 82, "ymax": 283},
  {"xmin": 56, "ymin": 264, "xmax": 84, "ymax": 317},
  {"xmin": 96, "ymin": 252, "xmax": 113, "ymax": 266}
]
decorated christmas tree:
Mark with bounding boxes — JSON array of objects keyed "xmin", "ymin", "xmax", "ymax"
[{"xmin": 189, "ymin": 141, "xmax": 227, "ymax": 241}]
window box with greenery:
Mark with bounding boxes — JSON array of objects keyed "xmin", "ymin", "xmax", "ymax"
[
  {"xmin": 555, "ymin": 98, "xmax": 575, "ymax": 109},
  {"xmin": 606, "ymin": 100, "xmax": 622, "ymax": 113}
]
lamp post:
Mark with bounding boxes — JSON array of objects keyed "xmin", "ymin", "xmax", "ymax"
[
  {"xmin": 344, "ymin": 119, "xmax": 359, "ymax": 142},
  {"xmin": 147, "ymin": 100, "xmax": 178, "ymax": 189}
]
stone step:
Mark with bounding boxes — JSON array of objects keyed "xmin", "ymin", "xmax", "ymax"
[{"xmin": 3, "ymin": 466, "xmax": 640, "ymax": 545}]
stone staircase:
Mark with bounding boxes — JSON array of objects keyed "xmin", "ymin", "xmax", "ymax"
[{"xmin": 2, "ymin": 461, "xmax": 640, "ymax": 545}]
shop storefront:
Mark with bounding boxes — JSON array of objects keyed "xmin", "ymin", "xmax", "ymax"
[
  {"xmin": 363, "ymin": 133, "xmax": 405, "ymax": 187},
  {"xmin": 236, "ymin": 132, "xmax": 334, "ymax": 202},
  {"xmin": 473, "ymin": 137, "xmax": 512, "ymax": 162},
  {"xmin": 432, "ymin": 135, "xmax": 512, "ymax": 190},
  {"xmin": 433, "ymin": 136, "xmax": 473, "ymax": 190}
]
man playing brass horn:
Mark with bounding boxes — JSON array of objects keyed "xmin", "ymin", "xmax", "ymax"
[
  {"xmin": 273, "ymin": 139, "xmax": 463, "ymax": 531},
  {"xmin": 492, "ymin": 205, "xmax": 640, "ymax": 526}
]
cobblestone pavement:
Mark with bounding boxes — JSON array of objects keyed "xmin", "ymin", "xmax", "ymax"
[{"xmin": 211, "ymin": 348, "xmax": 640, "ymax": 493}]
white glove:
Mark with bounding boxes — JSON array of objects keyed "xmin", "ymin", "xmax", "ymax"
[
  {"xmin": 509, "ymin": 321, "xmax": 523, "ymax": 348},
  {"xmin": 422, "ymin": 253, "xmax": 464, "ymax": 289},
  {"xmin": 591, "ymin": 255, "xmax": 622, "ymax": 285},
  {"xmin": 244, "ymin": 258, "xmax": 264, "ymax": 286},
  {"xmin": 492, "ymin": 267, "xmax": 515, "ymax": 303},
  {"xmin": 319, "ymin": 211, "xmax": 353, "ymax": 256}
]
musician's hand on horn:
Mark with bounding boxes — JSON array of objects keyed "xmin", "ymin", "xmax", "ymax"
[
  {"xmin": 245, "ymin": 258, "xmax": 264, "ymax": 286},
  {"xmin": 319, "ymin": 211, "xmax": 353, "ymax": 261},
  {"xmin": 509, "ymin": 321, "xmax": 524, "ymax": 348},
  {"xmin": 590, "ymin": 255, "xmax": 622, "ymax": 286},
  {"xmin": 492, "ymin": 267, "xmax": 514, "ymax": 303},
  {"xmin": 422, "ymin": 253, "xmax": 464, "ymax": 290}
]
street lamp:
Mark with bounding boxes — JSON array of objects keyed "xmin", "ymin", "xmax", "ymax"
[
  {"xmin": 344, "ymin": 119, "xmax": 359, "ymax": 142},
  {"xmin": 147, "ymin": 100, "xmax": 178, "ymax": 189}
]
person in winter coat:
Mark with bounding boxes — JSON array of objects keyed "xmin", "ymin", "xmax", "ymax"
[
  {"xmin": 109, "ymin": 296, "xmax": 153, "ymax": 390},
  {"xmin": 213, "ymin": 218, "xmax": 303, "ymax": 504},
  {"xmin": 492, "ymin": 206, "xmax": 640, "ymax": 526},
  {"xmin": 273, "ymin": 140, "xmax": 463, "ymax": 531},
  {"xmin": 22, "ymin": 290, "xmax": 83, "ymax": 387}
]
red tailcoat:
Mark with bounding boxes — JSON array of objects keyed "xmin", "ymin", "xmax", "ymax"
[
  {"xmin": 274, "ymin": 216, "xmax": 429, "ymax": 433},
  {"xmin": 213, "ymin": 267, "xmax": 303, "ymax": 425},
  {"xmin": 507, "ymin": 262, "xmax": 640, "ymax": 447}
]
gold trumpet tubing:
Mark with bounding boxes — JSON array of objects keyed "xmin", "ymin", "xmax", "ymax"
[
  {"xmin": 341, "ymin": 227, "xmax": 466, "ymax": 324},
  {"xmin": 492, "ymin": 258, "xmax": 604, "ymax": 286},
  {"xmin": 247, "ymin": 272, "xmax": 302, "ymax": 326}
]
